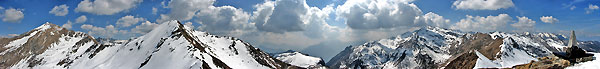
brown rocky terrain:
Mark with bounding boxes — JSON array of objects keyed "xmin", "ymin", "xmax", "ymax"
[
  {"xmin": 444, "ymin": 33, "xmax": 504, "ymax": 68},
  {"xmin": 512, "ymin": 56, "xmax": 570, "ymax": 69}
]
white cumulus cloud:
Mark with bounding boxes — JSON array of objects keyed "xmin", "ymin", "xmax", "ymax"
[
  {"xmin": 196, "ymin": 6, "xmax": 251, "ymax": 34},
  {"xmin": 452, "ymin": 0, "xmax": 514, "ymax": 10},
  {"xmin": 116, "ymin": 15, "xmax": 146, "ymax": 27},
  {"xmin": 251, "ymin": 0, "xmax": 311, "ymax": 33},
  {"xmin": 585, "ymin": 4, "xmax": 599, "ymax": 14},
  {"xmin": 415, "ymin": 12, "xmax": 451, "ymax": 28},
  {"xmin": 540, "ymin": 16, "xmax": 558, "ymax": 24},
  {"xmin": 2, "ymin": 8, "xmax": 24, "ymax": 23},
  {"xmin": 75, "ymin": 0, "xmax": 142, "ymax": 15},
  {"xmin": 49, "ymin": 4, "xmax": 69, "ymax": 16},
  {"xmin": 131, "ymin": 21, "xmax": 158, "ymax": 34},
  {"xmin": 511, "ymin": 16, "xmax": 536, "ymax": 31},
  {"xmin": 335, "ymin": 0, "xmax": 422, "ymax": 29},
  {"xmin": 62, "ymin": 20, "xmax": 73, "ymax": 29},
  {"xmin": 80, "ymin": 24, "xmax": 131, "ymax": 38},
  {"xmin": 156, "ymin": 0, "xmax": 213, "ymax": 22},
  {"xmin": 75, "ymin": 15, "xmax": 87, "ymax": 23},
  {"xmin": 451, "ymin": 14, "xmax": 512, "ymax": 32},
  {"xmin": 184, "ymin": 22, "xmax": 194, "ymax": 29}
]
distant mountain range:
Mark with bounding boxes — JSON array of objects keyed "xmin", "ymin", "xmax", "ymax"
[
  {"xmin": 1, "ymin": 21, "xmax": 598, "ymax": 69},
  {"xmin": 326, "ymin": 26, "xmax": 600, "ymax": 69}
]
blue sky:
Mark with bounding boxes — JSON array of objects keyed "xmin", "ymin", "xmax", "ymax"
[{"xmin": 1, "ymin": 0, "xmax": 599, "ymax": 61}]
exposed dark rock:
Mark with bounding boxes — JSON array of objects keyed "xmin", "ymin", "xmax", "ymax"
[
  {"xmin": 444, "ymin": 51, "xmax": 477, "ymax": 69},
  {"xmin": 512, "ymin": 56, "xmax": 570, "ymax": 69}
]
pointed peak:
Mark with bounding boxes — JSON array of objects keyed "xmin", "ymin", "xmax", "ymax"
[
  {"xmin": 159, "ymin": 20, "xmax": 184, "ymax": 29},
  {"xmin": 35, "ymin": 22, "xmax": 59, "ymax": 30},
  {"xmin": 153, "ymin": 20, "xmax": 183, "ymax": 30},
  {"xmin": 43, "ymin": 22, "xmax": 52, "ymax": 25},
  {"xmin": 142, "ymin": 20, "xmax": 188, "ymax": 38}
]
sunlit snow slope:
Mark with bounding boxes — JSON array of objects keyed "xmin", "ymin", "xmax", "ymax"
[{"xmin": 272, "ymin": 50, "xmax": 327, "ymax": 68}]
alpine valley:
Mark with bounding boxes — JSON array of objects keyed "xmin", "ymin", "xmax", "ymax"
[{"xmin": 1, "ymin": 21, "xmax": 599, "ymax": 69}]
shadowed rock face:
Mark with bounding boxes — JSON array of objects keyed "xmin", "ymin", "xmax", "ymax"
[
  {"xmin": 554, "ymin": 46, "xmax": 595, "ymax": 63},
  {"xmin": 444, "ymin": 51, "xmax": 477, "ymax": 69},
  {"xmin": 444, "ymin": 33, "xmax": 503, "ymax": 69},
  {"xmin": 449, "ymin": 33, "xmax": 503, "ymax": 60},
  {"xmin": 0, "ymin": 23, "xmax": 97, "ymax": 68}
]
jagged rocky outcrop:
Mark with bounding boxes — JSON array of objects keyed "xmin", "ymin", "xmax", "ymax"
[
  {"xmin": 271, "ymin": 50, "xmax": 327, "ymax": 69},
  {"xmin": 1, "ymin": 21, "xmax": 300, "ymax": 69},
  {"xmin": 327, "ymin": 26, "xmax": 600, "ymax": 69}
]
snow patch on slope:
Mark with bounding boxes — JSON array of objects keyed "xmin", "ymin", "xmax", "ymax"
[
  {"xmin": 35, "ymin": 22, "xmax": 53, "ymax": 31},
  {"xmin": 474, "ymin": 50, "xmax": 501, "ymax": 68}
]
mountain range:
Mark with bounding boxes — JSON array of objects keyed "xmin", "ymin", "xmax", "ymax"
[
  {"xmin": 327, "ymin": 26, "xmax": 600, "ymax": 69},
  {"xmin": 1, "ymin": 21, "xmax": 598, "ymax": 69},
  {"xmin": 0, "ymin": 21, "xmax": 299, "ymax": 69}
]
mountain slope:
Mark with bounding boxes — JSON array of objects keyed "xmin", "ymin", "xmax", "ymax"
[
  {"xmin": 3, "ymin": 21, "xmax": 299, "ymax": 69},
  {"xmin": 67, "ymin": 20, "xmax": 298, "ymax": 69}
]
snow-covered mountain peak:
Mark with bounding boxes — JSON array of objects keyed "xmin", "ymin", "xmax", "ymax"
[
  {"xmin": 272, "ymin": 50, "xmax": 326, "ymax": 68},
  {"xmin": 144, "ymin": 20, "xmax": 183, "ymax": 35},
  {"xmin": 400, "ymin": 26, "xmax": 465, "ymax": 47},
  {"xmin": 402, "ymin": 26, "xmax": 464, "ymax": 39},
  {"xmin": 35, "ymin": 22, "xmax": 56, "ymax": 29},
  {"xmin": 535, "ymin": 32, "xmax": 567, "ymax": 40},
  {"xmin": 327, "ymin": 26, "xmax": 464, "ymax": 69},
  {"xmin": 33, "ymin": 22, "xmax": 66, "ymax": 32}
]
